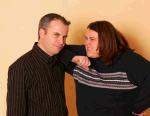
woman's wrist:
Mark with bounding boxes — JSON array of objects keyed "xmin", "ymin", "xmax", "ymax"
[{"xmin": 132, "ymin": 112, "xmax": 145, "ymax": 116}]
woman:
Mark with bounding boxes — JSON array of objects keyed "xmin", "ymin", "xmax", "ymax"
[{"xmin": 61, "ymin": 21, "xmax": 150, "ymax": 116}]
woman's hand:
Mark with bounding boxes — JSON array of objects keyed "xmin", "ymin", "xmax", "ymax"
[
  {"xmin": 72, "ymin": 56, "xmax": 91, "ymax": 70},
  {"xmin": 132, "ymin": 112, "xmax": 145, "ymax": 116}
]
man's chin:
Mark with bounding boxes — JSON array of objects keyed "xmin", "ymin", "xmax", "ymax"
[{"xmin": 55, "ymin": 49, "xmax": 62, "ymax": 54}]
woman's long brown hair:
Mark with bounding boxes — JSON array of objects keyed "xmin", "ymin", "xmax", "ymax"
[{"xmin": 87, "ymin": 21, "xmax": 130, "ymax": 65}]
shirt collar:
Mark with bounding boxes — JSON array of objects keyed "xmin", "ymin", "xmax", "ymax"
[{"xmin": 32, "ymin": 42, "xmax": 58, "ymax": 65}]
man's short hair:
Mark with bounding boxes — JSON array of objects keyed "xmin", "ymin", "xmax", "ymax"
[{"xmin": 38, "ymin": 13, "xmax": 70, "ymax": 39}]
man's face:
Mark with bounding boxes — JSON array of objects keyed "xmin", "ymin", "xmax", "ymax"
[
  {"xmin": 84, "ymin": 29, "xmax": 100, "ymax": 58},
  {"xmin": 39, "ymin": 19, "xmax": 69, "ymax": 56}
]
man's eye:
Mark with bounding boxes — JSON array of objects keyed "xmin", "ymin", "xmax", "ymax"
[
  {"xmin": 53, "ymin": 34, "xmax": 59, "ymax": 37},
  {"xmin": 63, "ymin": 35, "xmax": 67, "ymax": 39}
]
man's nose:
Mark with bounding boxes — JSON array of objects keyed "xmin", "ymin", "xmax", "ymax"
[{"xmin": 58, "ymin": 37, "xmax": 65, "ymax": 45}]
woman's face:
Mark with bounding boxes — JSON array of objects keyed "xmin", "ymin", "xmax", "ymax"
[{"xmin": 84, "ymin": 28, "xmax": 100, "ymax": 58}]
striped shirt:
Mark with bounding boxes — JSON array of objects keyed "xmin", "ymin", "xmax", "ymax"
[
  {"xmin": 73, "ymin": 65, "xmax": 137, "ymax": 90},
  {"xmin": 7, "ymin": 43, "xmax": 68, "ymax": 116},
  {"xmin": 61, "ymin": 45, "xmax": 150, "ymax": 116}
]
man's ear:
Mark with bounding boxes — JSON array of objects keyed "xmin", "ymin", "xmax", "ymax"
[{"xmin": 39, "ymin": 28, "xmax": 46, "ymax": 39}]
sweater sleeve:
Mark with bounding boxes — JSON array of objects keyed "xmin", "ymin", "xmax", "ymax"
[
  {"xmin": 60, "ymin": 44, "xmax": 86, "ymax": 75},
  {"xmin": 123, "ymin": 51, "xmax": 150, "ymax": 113},
  {"xmin": 7, "ymin": 63, "xmax": 27, "ymax": 116}
]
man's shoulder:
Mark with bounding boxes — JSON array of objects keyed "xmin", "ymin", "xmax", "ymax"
[{"xmin": 9, "ymin": 50, "xmax": 33, "ymax": 70}]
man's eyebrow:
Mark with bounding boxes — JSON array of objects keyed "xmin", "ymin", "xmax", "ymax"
[{"xmin": 53, "ymin": 32, "xmax": 61, "ymax": 35}]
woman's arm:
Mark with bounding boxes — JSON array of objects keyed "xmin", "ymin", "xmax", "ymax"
[
  {"xmin": 123, "ymin": 51, "xmax": 150, "ymax": 114},
  {"xmin": 60, "ymin": 44, "xmax": 90, "ymax": 74}
]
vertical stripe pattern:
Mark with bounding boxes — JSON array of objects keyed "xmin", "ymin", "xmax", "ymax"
[{"xmin": 7, "ymin": 43, "xmax": 68, "ymax": 116}]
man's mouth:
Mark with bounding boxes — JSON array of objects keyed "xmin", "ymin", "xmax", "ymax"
[{"xmin": 56, "ymin": 45, "xmax": 63, "ymax": 49}]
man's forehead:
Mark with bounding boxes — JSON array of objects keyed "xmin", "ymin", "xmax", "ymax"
[{"xmin": 48, "ymin": 19, "xmax": 66, "ymax": 26}]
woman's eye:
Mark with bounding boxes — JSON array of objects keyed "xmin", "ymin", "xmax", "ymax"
[{"xmin": 90, "ymin": 38, "xmax": 95, "ymax": 41}]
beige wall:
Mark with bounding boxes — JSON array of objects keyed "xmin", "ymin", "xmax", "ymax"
[{"xmin": 0, "ymin": 0, "xmax": 150, "ymax": 115}]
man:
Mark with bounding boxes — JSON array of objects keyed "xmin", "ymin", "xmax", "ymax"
[{"xmin": 7, "ymin": 13, "xmax": 70, "ymax": 116}]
